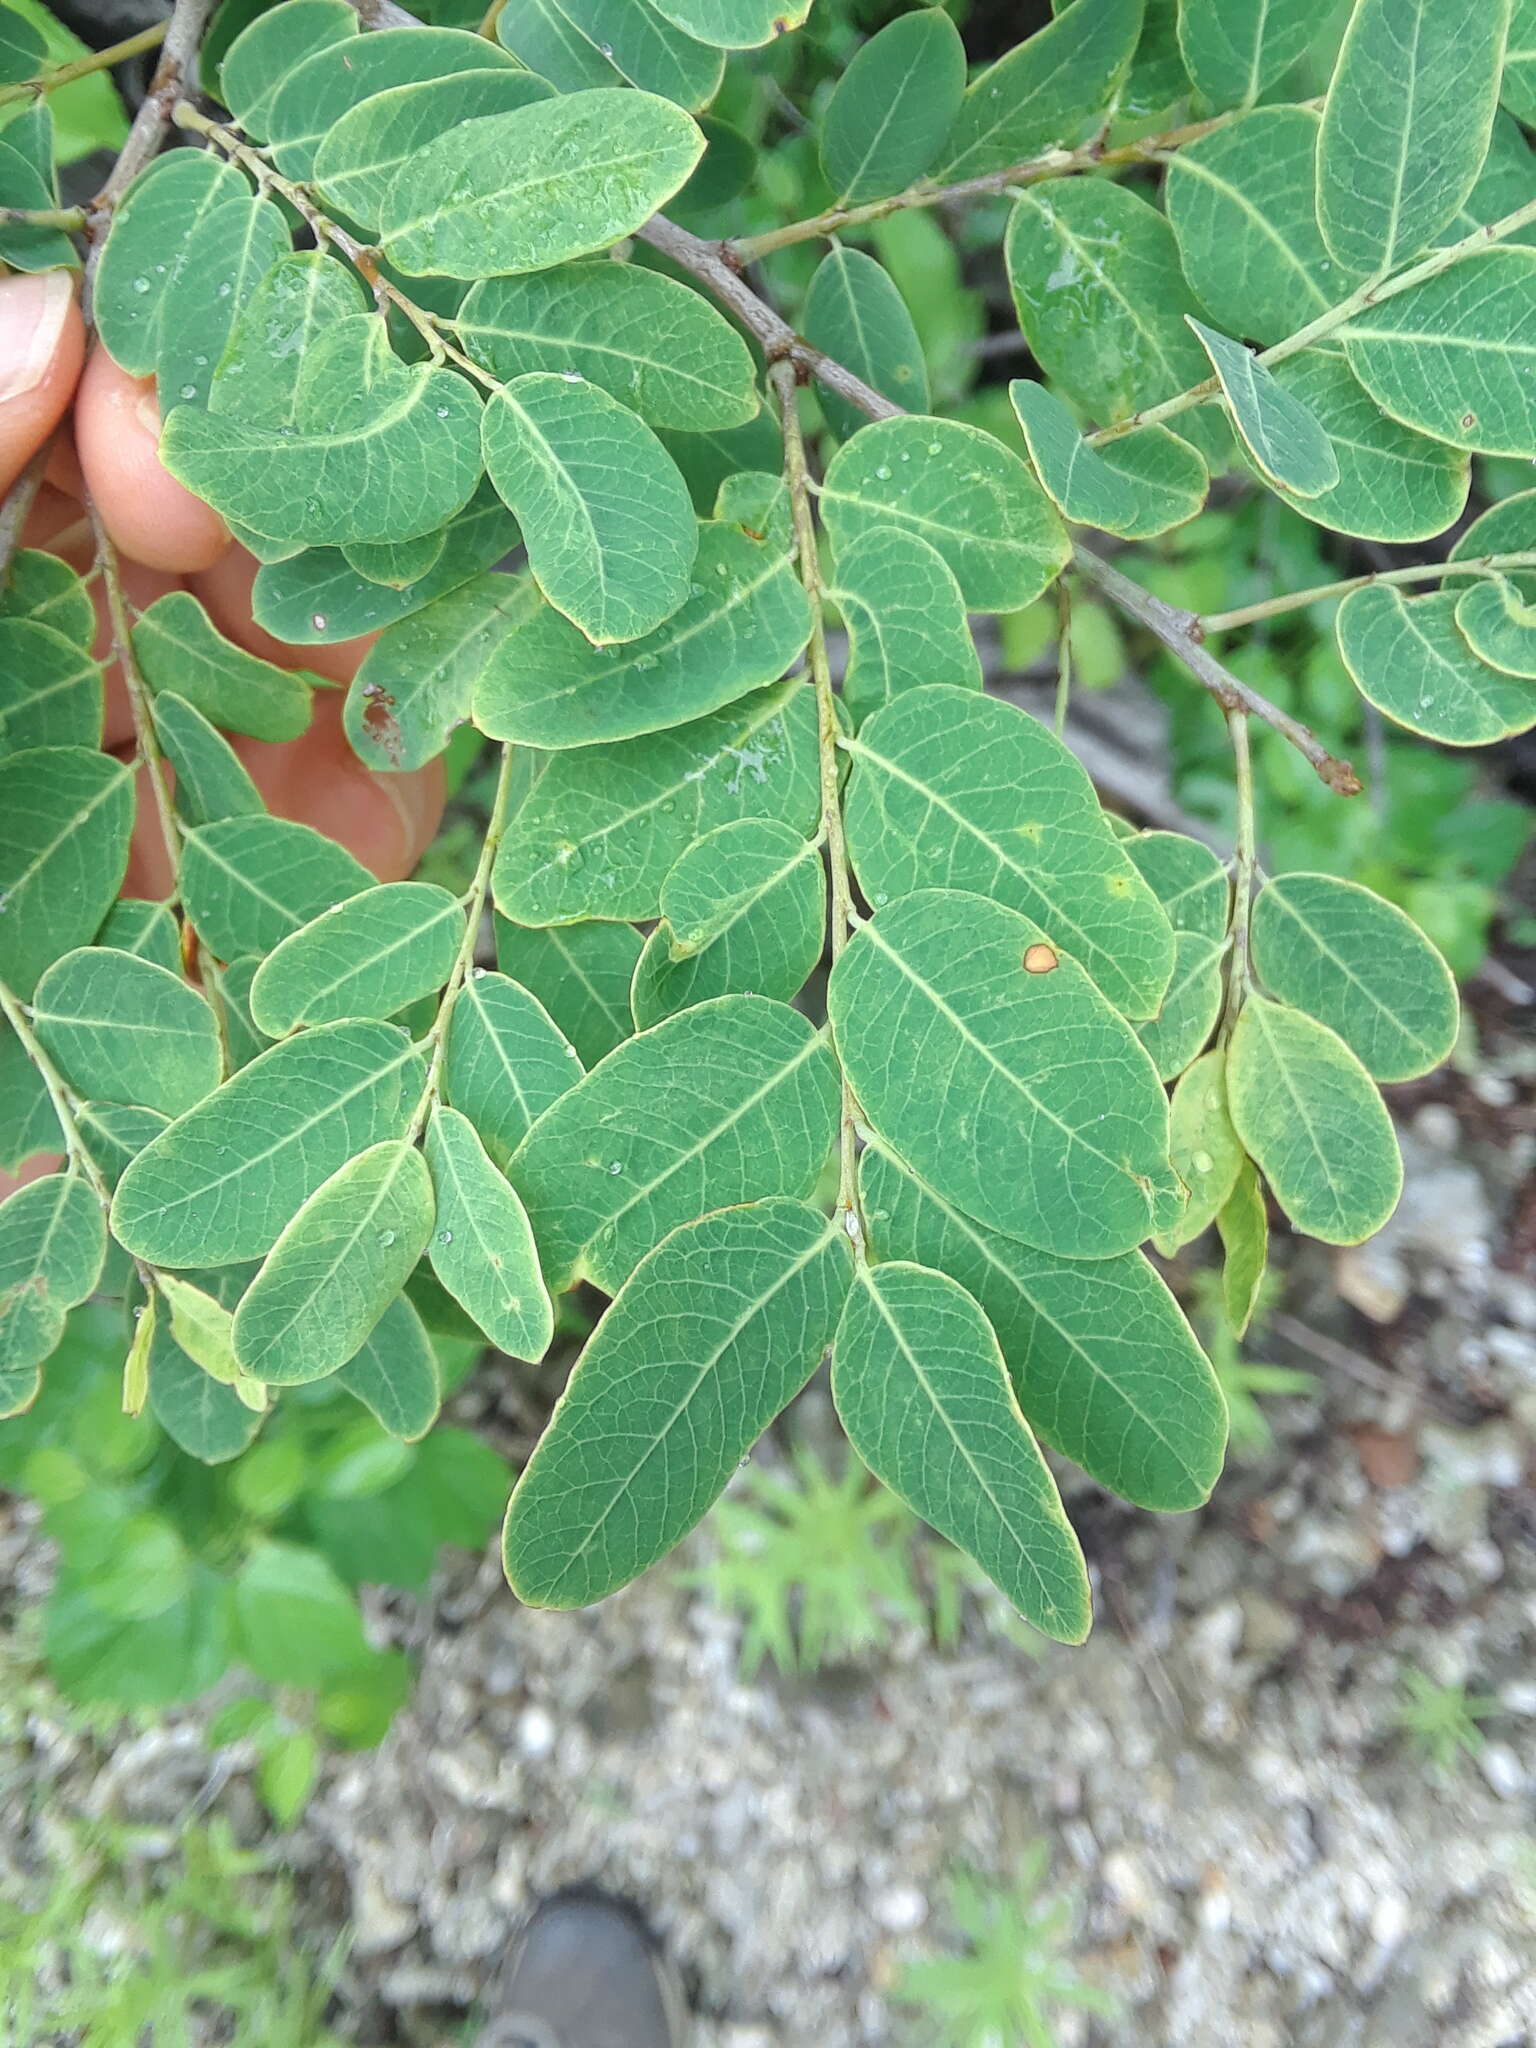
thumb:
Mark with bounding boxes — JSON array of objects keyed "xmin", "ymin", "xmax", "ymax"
[{"xmin": 0, "ymin": 269, "xmax": 83, "ymax": 495}]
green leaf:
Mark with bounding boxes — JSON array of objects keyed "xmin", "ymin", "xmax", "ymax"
[
  {"xmin": 1226, "ymin": 993, "xmax": 1402, "ymax": 1244},
  {"xmin": 155, "ymin": 1272, "xmax": 247, "ymax": 1387},
  {"xmin": 501, "ymin": 0, "xmax": 722, "ymax": 104},
  {"xmin": 0, "ymin": 548, "xmax": 94, "ymax": 648},
  {"xmin": 492, "ymin": 678, "xmax": 819, "ymax": 925},
  {"xmin": 861, "ymin": 1144, "xmax": 1226, "ymax": 1511},
  {"xmin": 343, "ymin": 531, "xmax": 447, "ymax": 590},
  {"xmin": 442, "ymin": 968, "xmax": 584, "ymax": 1165},
  {"xmin": 6, "ymin": 0, "xmax": 125, "ymax": 164},
  {"xmin": 1336, "ymin": 584, "xmax": 1535, "ymax": 744},
  {"xmin": 232, "ymin": 1139, "xmax": 434, "ymax": 1383},
  {"xmin": 345, "ymin": 573, "xmax": 535, "ymax": 774},
  {"xmin": 819, "ymin": 8, "xmax": 965, "ymax": 205},
  {"xmin": 132, "ymin": 591, "xmax": 316, "ymax": 744},
  {"xmin": 1267, "ymin": 347, "xmax": 1469, "ymax": 543},
  {"xmin": 1341, "ymin": 251, "xmax": 1536, "ymax": 457},
  {"xmin": 1317, "ymin": 0, "xmax": 1510, "ymax": 278},
  {"xmin": 494, "ymin": 915, "xmax": 642, "ymax": 1068},
  {"xmin": 820, "ymin": 417, "xmax": 1068, "ymax": 613},
  {"xmin": 0, "ymin": 1173, "xmax": 105, "ymax": 1409},
  {"xmin": 632, "ymin": 818, "xmax": 824, "ymax": 1027},
  {"xmin": 511, "ymin": 992, "xmax": 839, "ymax": 1292},
  {"xmin": 474, "ymin": 522, "xmax": 808, "ymax": 747},
  {"xmin": 0, "ymin": 1015, "xmax": 61, "ymax": 1171},
  {"xmin": 842, "ymin": 686, "xmax": 1176, "ymax": 1018},
  {"xmin": 258, "ymin": 1729, "xmax": 320, "ymax": 1829},
  {"xmin": 249, "ymin": 882, "xmax": 464, "ymax": 1036},
  {"xmin": 381, "ymin": 88, "xmax": 703, "ymax": 279},
  {"xmin": 231, "ymin": 1540, "xmax": 372, "ymax": 1684},
  {"xmin": 829, "ymin": 889, "xmax": 1178, "ymax": 1259},
  {"xmin": 1176, "ymin": 0, "xmax": 1322, "ymax": 106},
  {"xmin": 74, "ymin": 1100, "xmax": 168, "ymax": 1189},
  {"xmin": 0, "ymin": 103, "xmax": 76, "ymax": 273},
  {"xmin": 1153, "ymin": 1047, "xmax": 1244, "ymax": 1254},
  {"xmin": 504, "ymin": 1199, "xmax": 850, "ymax": 1605},
  {"xmin": 425, "ymin": 1104, "xmax": 552, "ymax": 1359},
  {"xmin": 499, "ymin": 408, "xmax": 696, "ymax": 659},
  {"xmin": 493, "ymin": 0, "xmax": 621, "ymax": 90},
  {"xmin": 936, "ymin": 0, "xmax": 1142, "ymax": 183},
  {"xmin": 1006, "ymin": 178, "xmax": 1212, "ymax": 431},
  {"xmin": 153, "ymin": 693, "xmax": 266, "ymax": 828},
  {"xmin": 0, "ymin": 746, "xmax": 134, "ymax": 998},
  {"xmin": 180, "ymin": 814, "xmax": 373, "ymax": 962},
  {"xmin": 0, "ymin": 0, "xmax": 46, "ymax": 81},
  {"xmin": 98, "ymin": 899, "xmax": 180, "ymax": 972},
  {"xmin": 1455, "ymin": 574, "xmax": 1536, "ymax": 676},
  {"xmin": 206, "ymin": 249, "xmax": 368, "ymax": 427},
  {"xmin": 155, "ymin": 193, "xmax": 290, "ymax": 413},
  {"xmin": 803, "ymin": 248, "xmax": 930, "ymax": 442},
  {"xmin": 643, "ymin": 0, "xmax": 810, "ymax": 48},
  {"xmin": 1010, "ymin": 381, "xmax": 1207, "ymax": 539},
  {"xmin": 1135, "ymin": 928, "xmax": 1224, "ymax": 1080},
  {"xmin": 0, "ymin": 619, "xmax": 102, "ymax": 755},
  {"xmin": 95, "ymin": 148, "xmax": 248, "ymax": 376},
  {"xmin": 149, "ymin": 1321, "xmax": 265, "ymax": 1462},
  {"xmin": 332, "ymin": 1293, "xmax": 442, "ymax": 1441},
  {"xmin": 265, "ymin": 24, "xmax": 522, "ymax": 181},
  {"xmin": 315, "ymin": 66, "xmax": 553, "ymax": 228},
  {"xmin": 832, "ymin": 1261, "xmax": 1091, "ymax": 1641},
  {"xmin": 829, "ymin": 526, "xmax": 982, "ymax": 726},
  {"xmin": 48, "ymin": 1564, "xmax": 229, "ymax": 1708},
  {"xmin": 1249, "ymin": 870, "xmax": 1458, "ymax": 1081},
  {"xmin": 459, "ymin": 261, "xmax": 756, "ymax": 434},
  {"xmin": 1188, "ymin": 318, "xmax": 1339, "ymax": 496},
  {"xmin": 1123, "ymin": 828, "xmax": 1229, "ymax": 940},
  {"xmin": 163, "ymin": 320, "xmax": 485, "ymax": 551},
  {"xmin": 218, "ymin": 0, "xmax": 358, "ymax": 143},
  {"xmin": 111, "ymin": 1021, "xmax": 421, "ymax": 1267},
  {"xmin": 31, "ymin": 948, "xmax": 222, "ymax": 1118},
  {"xmin": 1217, "ymin": 1157, "xmax": 1267, "ymax": 1336}
]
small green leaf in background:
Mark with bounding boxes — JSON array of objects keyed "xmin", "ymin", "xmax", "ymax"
[
  {"xmin": 333, "ymin": 1293, "xmax": 442, "ymax": 1441},
  {"xmin": 0, "ymin": 1174, "xmax": 106, "ymax": 1408},
  {"xmin": 153, "ymin": 693, "xmax": 267, "ymax": 827},
  {"xmin": 0, "ymin": 619, "xmax": 102, "ymax": 755},
  {"xmin": 829, "ymin": 526, "xmax": 982, "ymax": 727},
  {"xmin": 231, "ymin": 1540, "xmax": 372, "ymax": 1685},
  {"xmin": 803, "ymin": 248, "xmax": 930, "ymax": 442},
  {"xmin": 180, "ymin": 813, "xmax": 373, "ymax": 962},
  {"xmin": 132, "ymin": 591, "xmax": 317, "ymax": 743},
  {"xmin": 232, "ymin": 1139, "xmax": 434, "ymax": 1384},
  {"xmin": 1010, "ymin": 381, "xmax": 1208, "ymax": 540},
  {"xmin": 249, "ymin": 882, "xmax": 464, "ymax": 1036},
  {"xmin": 1176, "ymin": 0, "xmax": 1321, "ymax": 107},
  {"xmin": 258, "ymin": 1728, "xmax": 320, "ymax": 1830},
  {"xmin": 425, "ymin": 1105, "xmax": 554, "ymax": 1360},
  {"xmin": 481, "ymin": 373, "xmax": 698, "ymax": 646},
  {"xmin": 504, "ymin": 1199, "xmax": 850, "ymax": 1607},
  {"xmin": 443, "ymin": 968, "xmax": 584, "ymax": 1165},
  {"xmin": 1336, "ymin": 584, "xmax": 1536, "ymax": 744},
  {"xmin": 1155, "ymin": 1046, "xmax": 1245, "ymax": 1254},
  {"xmin": 494, "ymin": 916, "xmax": 643, "ymax": 1069},
  {"xmin": 1188, "ymin": 318, "xmax": 1339, "ymax": 497},
  {"xmin": 1226, "ymin": 994, "xmax": 1402, "ymax": 1244},
  {"xmin": 1317, "ymin": 0, "xmax": 1510, "ymax": 278},
  {"xmin": 1217, "ymin": 1158, "xmax": 1268, "ymax": 1336},
  {"xmin": 0, "ymin": 746, "xmax": 134, "ymax": 999},
  {"xmin": 936, "ymin": 0, "xmax": 1142, "ymax": 182},
  {"xmin": 1135, "ymin": 929, "xmax": 1224, "ymax": 1080},
  {"xmin": 1249, "ymin": 871, "xmax": 1458, "ymax": 1081},
  {"xmin": 832, "ymin": 1260, "xmax": 1092, "ymax": 1642},
  {"xmin": 31, "ymin": 948, "xmax": 223, "ymax": 1119},
  {"xmin": 819, "ymin": 8, "xmax": 966, "ymax": 205}
]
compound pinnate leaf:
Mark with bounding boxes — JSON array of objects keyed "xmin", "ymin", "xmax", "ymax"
[
  {"xmin": 1226, "ymin": 994, "xmax": 1402, "ymax": 1245},
  {"xmin": 820, "ymin": 8, "xmax": 966, "ymax": 204},
  {"xmin": 1336, "ymin": 584, "xmax": 1535, "ymax": 745},
  {"xmin": 333, "ymin": 1293, "xmax": 441, "ymax": 1441},
  {"xmin": 820, "ymin": 417, "xmax": 1067, "ymax": 614},
  {"xmin": 492, "ymin": 679, "xmax": 819, "ymax": 926},
  {"xmin": 803, "ymin": 248, "xmax": 930, "ymax": 442},
  {"xmin": 132, "ymin": 591, "xmax": 316, "ymax": 744},
  {"xmin": 232, "ymin": 1139, "xmax": 434, "ymax": 1384},
  {"xmin": 1340, "ymin": 252, "xmax": 1536, "ymax": 458},
  {"xmin": 829, "ymin": 889, "xmax": 1178, "ymax": 1260},
  {"xmin": 632, "ymin": 818, "xmax": 824, "ymax": 1027},
  {"xmin": 1176, "ymin": 0, "xmax": 1323, "ymax": 107},
  {"xmin": 1188, "ymin": 318, "xmax": 1339, "ymax": 497},
  {"xmin": 1317, "ymin": 0, "xmax": 1510, "ymax": 278},
  {"xmin": 249, "ymin": 883, "xmax": 465, "ymax": 1037},
  {"xmin": 1010, "ymin": 381, "xmax": 1207, "ymax": 540},
  {"xmin": 380, "ymin": 89, "xmax": 704, "ymax": 279},
  {"xmin": 1249, "ymin": 871, "xmax": 1458, "ymax": 1082},
  {"xmin": 1123, "ymin": 829, "xmax": 1229, "ymax": 940},
  {"xmin": 95, "ymin": 149, "xmax": 248, "ymax": 376},
  {"xmin": 861, "ymin": 1144, "xmax": 1226, "ymax": 1512},
  {"xmin": 459, "ymin": 262, "xmax": 758, "ymax": 434},
  {"xmin": 218, "ymin": 0, "xmax": 358, "ymax": 142},
  {"xmin": 494, "ymin": 915, "xmax": 643, "ymax": 1068},
  {"xmin": 936, "ymin": 0, "xmax": 1141, "ymax": 182},
  {"xmin": 0, "ymin": 746, "xmax": 134, "ymax": 998},
  {"xmin": 180, "ymin": 814, "xmax": 372, "ymax": 962},
  {"xmin": 829, "ymin": 526, "xmax": 981, "ymax": 728},
  {"xmin": 1455, "ymin": 575, "xmax": 1536, "ymax": 677},
  {"xmin": 644, "ymin": 0, "xmax": 810, "ymax": 48},
  {"xmin": 511, "ymin": 992, "xmax": 839, "ymax": 1293},
  {"xmin": 155, "ymin": 193, "xmax": 290, "ymax": 413},
  {"xmin": 0, "ymin": 1173, "xmax": 105, "ymax": 1406},
  {"xmin": 0, "ymin": 619, "xmax": 102, "ymax": 755},
  {"xmin": 842, "ymin": 686, "xmax": 1175, "ymax": 1019},
  {"xmin": 1217, "ymin": 1158, "xmax": 1268, "ymax": 1337},
  {"xmin": 1135, "ymin": 929, "xmax": 1224, "ymax": 1081},
  {"xmin": 474, "ymin": 522, "xmax": 808, "ymax": 748},
  {"xmin": 1154, "ymin": 1047, "xmax": 1244, "ymax": 1254},
  {"xmin": 425, "ymin": 1105, "xmax": 553, "ymax": 1361},
  {"xmin": 153, "ymin": 693, "xmax": 267, "ymax": 827},
  {"xmin": 832, "ymin": 1260, "xmax": 1091, "ymax": 1642},
  {"xmin": 1267, "ymin": 347, "xmax": 1469, "ymax": 544},
  {"xmin": 482, "ymin": 374, "xmax": 697, "ymax": 647},
  {"xmin": 111, "ymin": 1021, "xmax": 421, "ymax": 1267},
  {"xmin": 31, "ymin": 948, "xmax": 222, "ymax": 1119},
  {"xmin": 443, "ymin": 968, "xmax": 584, "ymax": 1165},
  {"xmin": 314, "ymin": 67, "xmax": 553, "ymax": 228},
  {"xmin": 504, "ymin": 1199, "xmax": 850, "ymax": 1606}
]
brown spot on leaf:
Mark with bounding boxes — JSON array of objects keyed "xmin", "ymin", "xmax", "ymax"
[
  {"xmin": 1023, "ymin": 943, "xmax": 1059, "ymax": 974},
  {"xmin": 1461, "ymin": 412, "xmax": 1477, "ymax": 430}
]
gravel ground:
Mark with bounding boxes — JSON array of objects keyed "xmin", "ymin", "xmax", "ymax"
[{"xmin": 3, "ymin": 1039, "xmax": 1534, "ymax": 2047}]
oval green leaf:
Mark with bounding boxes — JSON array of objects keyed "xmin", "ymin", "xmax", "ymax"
[
  {"xmin": 249, "ymin": 882, "xmax": 465, "ymax": 1036},
  {"xmin": 31, "ymin": 947, "xmax": 223, "ymax": 1118},
  {"xmin": 426, "ymin": 1104, "xmax": 553, "ymax": 1361}
]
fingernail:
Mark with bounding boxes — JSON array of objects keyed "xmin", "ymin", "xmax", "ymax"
[
  {"xmin": 135, "ymin": 390, "xmax": 162, "ymax": 438},
  {"xmin": 0, "ymin": 269, "xmax": 74, "ymax": 408}
]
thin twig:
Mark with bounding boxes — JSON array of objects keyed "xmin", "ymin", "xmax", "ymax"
[
  {"xmin": 87, "ymin": 500, "xmax": 183, "ymax": 881},
  {"xmin": 1200, "ymin": 550, "xmax": 1536, "ymax": 633},
  {"xmin": 0, "ymin": 978, "xmax": 114, "ymax": 1209},
  {"xmin": 0, "ymin": 205, "xmax": 86, "ymax": 229},
  {"xmin": 1219, "ymin": 710, "xmax": 1256, "ymax": 1042}
]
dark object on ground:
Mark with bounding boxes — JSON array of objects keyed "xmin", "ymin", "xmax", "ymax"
[{"xmin": 481, "ymin": 1888, "xmax": 690, "ymax": 2048}]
